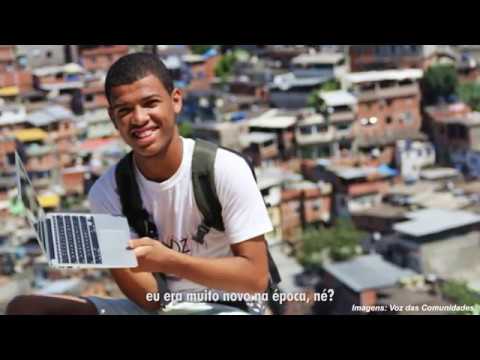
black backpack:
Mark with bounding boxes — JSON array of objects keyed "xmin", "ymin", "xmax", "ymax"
[{"xmin": 114, "ymin": 138, "xmax": 282, "ymax": 313}]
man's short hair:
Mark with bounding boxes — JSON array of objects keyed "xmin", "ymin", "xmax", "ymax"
[{"xmin": 105, "ymin": 52, "xmax": 174, "ymax": 104}]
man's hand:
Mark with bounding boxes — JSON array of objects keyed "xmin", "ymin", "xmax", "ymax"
[{"xmin": 128, "ymin": 237, "xmax": 175, "ymax": 273}]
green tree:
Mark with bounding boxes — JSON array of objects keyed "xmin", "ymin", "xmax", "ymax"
[
  {"xmin": 298, "ymin": 218, "xmax": 365, "ymax": 268},
  {"xmin": 422, "ymin": 64, "xmax": 458, "ymax": 105},
  {"xmin": 190, "ymin": 45, "xmax": 213, "ymax": 55},
  {"xmin": 179, "ymin": 121, "xmax": 193, "ymax": 138},
  {"xmin": 320, "ymin": 79, "xmax": 341, "ymax": 92},
  {"xmin": 440, "ymin": 280, "xmax": 480, "ymax": 315},
  {"xmin": 306, "ymin": 79, "xmax": 341, "ymax": 110},
  {"xmin": 215, "ymin": 52, "xmax": 237, "ymax": 82},
  {"xmin": 457, "ymin": 81, "xmax": 480, "ymax": 111}
]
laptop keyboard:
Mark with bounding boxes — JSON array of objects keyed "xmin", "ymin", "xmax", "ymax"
[{"xmin": 52, "ymin": 215, "xmax": 103, "ymax": 265}]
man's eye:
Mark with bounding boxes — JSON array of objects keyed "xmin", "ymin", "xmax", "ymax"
[
  {"xmin": 145, "ymin": 101, "xmax": 159, "ymax": 108},
  {"xmin": 118, "ymin": 108, "xmax": 130, "ymax": 116}
]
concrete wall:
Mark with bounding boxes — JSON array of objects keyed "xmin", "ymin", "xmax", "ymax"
[
  {"xmin": 420, "ymin": 230, "xmax": 480, "ymax": 278},
  {"xmin": 17, "ymin": 45, "xmax": 66, "ymax": 69}
]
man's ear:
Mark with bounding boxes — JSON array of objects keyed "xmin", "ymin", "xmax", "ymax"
[
  {"xmin": 108, "ymin": 107, "xmax": 118, "ymax": 129},
  {"xmin": 171, "ymin": 88, "xmax": 183, "ymax": 115}
]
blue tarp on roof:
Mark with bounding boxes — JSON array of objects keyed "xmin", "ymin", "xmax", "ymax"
[
  {"xmin": 203, "ymin": 48, "xmax": 218, "ymax": 59},
  {"xmin": 230, "ymin": 111, "xmax": 247, "ymax": 122},
  {"xmin": 377, "ymin": 164, "xmax": 398, "ymax": 177}
]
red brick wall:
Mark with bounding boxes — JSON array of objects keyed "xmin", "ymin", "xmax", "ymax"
[
  {"xmin": 350, "ymin": 46, "xmax": 423, "ymax": 72},
  {"xmin": 303, "ymin": 195, "xmax": 331, "ymax": 223},
  {"xmin": 280, "ymin": 198, "xmax": 302, "ymax": 230},
  {"xmin": 347, "ymin": 179, "xmax": 390, "ymax": 197},
  {"xmin": 355, "ymin": 94, "xmax": 421, "ymax": 142},
  {"xmin": 360, "ymin": 290, "xmax": 377, "ymax": 306},
  {"xmin": 62, "ymin": 171, "xmax": 85, "ymax": 195},
  {"xmin": 81, "ymin": 46, "xmax": 129, "ymax": 72},
  {"xmin": 26, "ymin": 154, "xmax": 57, "ymax": 172},
  {"xmin": 0, "ymin": 137, "xmax": 16, "ymax": 170},
  {"xmin": 0, "ymin": 70, "xmax": 33, "ymax": 92},
  {"xmin": 0, "ymin": 46, "xmax": 15, "ymax": 72}
]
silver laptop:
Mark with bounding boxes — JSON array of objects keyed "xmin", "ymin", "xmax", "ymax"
[{"xmin": 15, "ymin": 152, "xmax": 137, "ymax": 269}]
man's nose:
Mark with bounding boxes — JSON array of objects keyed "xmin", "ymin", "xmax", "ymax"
[{"xmin": 131, "ymin": 106, "xmax": 149, "ymax": 125}]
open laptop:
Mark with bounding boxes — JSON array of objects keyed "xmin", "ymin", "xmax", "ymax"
[{"xmin": 15, "ymin": 152, "xmax": 137, "ymax": 269}]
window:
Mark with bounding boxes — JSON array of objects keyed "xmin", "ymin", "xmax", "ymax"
[
  {"xmin": 386, "ymin": 116, "xmax": 393, "ymax": 125},
  {"xmin": 316, "ymin": 124, "xmax": 328, "ymax": 133},
  {"xmin": 46, "ymin": 51, "xmax": 52, "ymax": 59},
  {"xmin": 6, "ymin": 152, "xmax": 15, "ymax": 166},
  {"xmin": 336, "ymin": 123, "xmax": 350, "ymax": 131},
  {"xmin": 300, "ymin": 126, "xmax": 313, "ymax": 135},
  {"xmin": 85, "ymin": 94, "xmax": 94, "ymax": 102},
  {"xmin": 403, "ymin": 112, "xmax": 413, "ymax": 124}
]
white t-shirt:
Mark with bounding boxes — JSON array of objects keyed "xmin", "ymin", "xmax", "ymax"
[{"xmin": 87, "ymin": 137, "xmax": 273, "ymax": 294}]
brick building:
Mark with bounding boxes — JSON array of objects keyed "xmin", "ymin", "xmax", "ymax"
[
  {"xmin": 321, "ymin": 254, "xmax": 416, "ymax": 314},
  {"xmin": 0, "ymin": 46, "xmax": 33, "ymax": 96},
  {"xmin": 423, "ymin": 104, "xmax": 480, "ymax": 177},
  {"xmin": 80, "ymin": 45, "xmax": 129, "ymax": 73},
  {"xmin": 343, "ymin": 69, "xmax": 424, "ymax": 163},
  {"xmin": 348, "ymin": 45, "xmax": 424, "ymax": 73}
]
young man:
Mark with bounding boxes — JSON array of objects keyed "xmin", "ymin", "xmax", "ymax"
[{"xmin": 6, "ymin": 53, "xmax": 273, "ymax": 315}]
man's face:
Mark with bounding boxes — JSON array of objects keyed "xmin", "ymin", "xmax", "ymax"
[{"xmin": 108, "ymin": 74, "xmax": 182, "ymax": 158}]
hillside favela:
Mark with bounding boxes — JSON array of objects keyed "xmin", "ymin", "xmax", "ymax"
[{"xmin": 2, "ymin": 45, "xmax": 480, "ymax": 315}]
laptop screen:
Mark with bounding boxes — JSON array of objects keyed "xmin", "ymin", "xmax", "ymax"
[{"xmin": 15, "ymin": 152, "xmax": 46, "ymax": 250}]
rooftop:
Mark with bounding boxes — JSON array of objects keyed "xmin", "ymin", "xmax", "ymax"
[
  {"xmin": 248, "ymin": 113, "xmax": 297, "ymax": 129},
  {"xmin": 256, "ymin": 166, "xmax": 303, "ymax": 190},
  {"xmin": 291, "ymin": 53, "xmax": 344, "ymax": 66},
  {"xmin": 182, "ymin": 54, "xmax": 206, "ymax": 64},
  {"xmin": 191, "ymin": 121, "xmax": 241, "ymax": 132},
  {"xmin": 439, "ymin": 111, "xmax": 480, "ymax": 128},
  {"xmin": 32, "ymin": 63, "xmax": 85, "ymax": 77},
  {"xmin": 321, "ymin": 162, "xmax": 394, "ymax": 180},
  {"xmin": 324, "ymin": 254, "xmax": 417, "ymax": 292},
  {"xmin": 351, "ymin": 203, "xmax": 407, "ymax": 219},
  {"xmin": 240, "ymin": 131, "xmax": 277, "ymax": 144},
  {"xmin": 26, "ymin": 105, "xmax": 73, "ymax": 127},
  {"xmin": 319, "ymin": 90, "xmax": 357, "ymax": 107},
  {"xmin": 344, "ymin": 68, "xmax": 423, "ymax": 84},
  {"xmin": 298, "ymin": 114, "xmax": 326, "ymax": 126},
  {"xmin": 0, "ymin": 105, "xmax": 27, "ymax": 127},
  {"xmin": 13, "ymin": 128, "xmax": 48, "ymax": 142},
  {"xmin": 424, "ymin": 103, "xmax": 472, "ymax": 121},
  {"xmin": 270, "ymin": 72, "xmax": 331, "ymax": 91},
  {"xmin": 393, "ymin": 208, "xmax": 480, "ymax": 237},
  {"xmin": 419, "ymin": 167, "xmax": 460, "ymax": 181}
]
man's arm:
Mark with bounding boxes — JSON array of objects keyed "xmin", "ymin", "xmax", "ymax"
[
  {"xmin": 86, "ymin": 173, "xmax": 164, "ymax": 311},
  {"xmin": 130, "ymin": 235, "xmax": 270, "ymax": 294},
  {"xmin": 110, "ymin": 269, "xmax": 161, "ymax": 311}
]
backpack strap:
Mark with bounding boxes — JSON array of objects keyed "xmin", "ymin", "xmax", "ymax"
[
  {"xmin": 114, "ymin": 151, "xmax": 169, "ymax": 307},
  {"xmin": 191, "ymin": 139, "xmax": 282, "ymax": 287},
  {"xmin": 115, "ymin": 152, "xmax": 158, "ymax": 239},
  {"xmin": 191, "ymin": 139, "xmax": 224, "ymax": 244}
]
